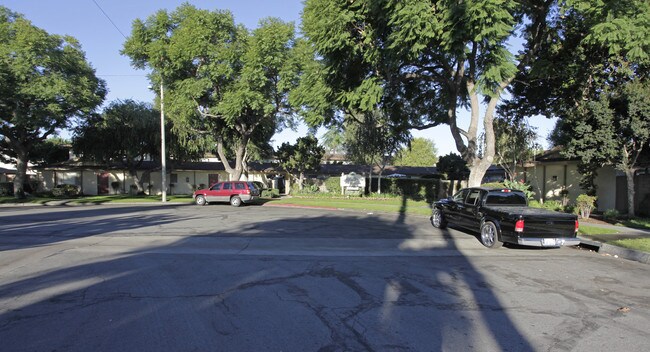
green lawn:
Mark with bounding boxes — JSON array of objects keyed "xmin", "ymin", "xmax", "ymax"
[
  {"xmin": 578, "ymin": 225, "xmax": 620, "ymax": 236},
  {"xmin": 616, "ymin": 218, "xmax": 650, "ymax": 230},
  {"xmin": 609, "ymin": 238, "xmax": 650, "ymax": 253},
  {"xmin": 264, "ymin": 196, "xmax": 432, "ymax": 216}
]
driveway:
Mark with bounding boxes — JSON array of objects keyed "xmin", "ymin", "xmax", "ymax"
[{"xmin": 1, "ymin": 204, "xmax": 649, "ymax": 351}]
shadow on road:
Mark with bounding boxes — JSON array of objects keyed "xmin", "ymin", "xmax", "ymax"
[{"xmin": 0, "ymin": 202, "xmax": 534, "ymax": 351}]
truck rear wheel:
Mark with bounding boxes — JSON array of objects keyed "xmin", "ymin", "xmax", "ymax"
[{"xmin": 480, "ymin": 221, "xmax": 503, "ymax": 249}]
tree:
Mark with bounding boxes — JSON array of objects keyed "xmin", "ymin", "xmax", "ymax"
[
  {"xmin": 302, "ymin": 0, "xmax": 554, "ymax": 187},
  {"xmin": 30, "ymin": 137, "xmax": 71, "ymax": 166},
  {"xmin": 504, "ymin": 0, "xmax": 650, "ymax": 216},
  {"xmin": 436, "ymin": 153, "xmax": 469, "ymax": 180},
  {"xmin": 492, "ymin": 116, "xmax": 539, "ymax": 181},
  {"xmin": 276, "ymin": 135, "xmax": 324, "ymax": 192},
  {"xmin": 122, "ymin": 4, "xmax": 304, "ymax": 181},
  {"xmin": 564, "ymin": 82, "xmax": 650, "ymax": 216},
  {"xmin": 393, "ymin": 138, "xmax": 438, "ymax": 167},
  {"xmin": 344, "ymin": 110, "xmax": 406, "ymax": 194},
  {"xmin": 0, "ymin": 7, "xmax": 106, "ymax": 197},
  {"xmin": 73, "ymin": 100, "xmax": 160, "ymax": 193},
  {"xmin": 320, "ymin": 125, "xmax": 346, "ymax": 156}
]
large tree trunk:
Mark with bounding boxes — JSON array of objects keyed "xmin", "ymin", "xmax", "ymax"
[
  {"xmin": 13, "ymin": 149, "xmax": 29, "ymax": 199},
  {"xmin": 625, "ymin": 168, "xmax": 636, "ymax": 217},
  {"xmin": 216, "ymin": 137, "xmax": 246, "ymax": 181}
]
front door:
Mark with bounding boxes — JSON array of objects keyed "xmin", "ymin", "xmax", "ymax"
[
  {"xmin": 208, "ymin": 174, "xmax": 220, "ymax": 188},
  {"xmin": 97, "ymin": 172, "xmax": 109, "ymax": 195}
]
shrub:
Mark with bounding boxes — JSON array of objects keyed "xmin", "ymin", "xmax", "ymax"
[
  {"xmin": 575, "ymin": 194, "xmax": 597, "ymax": 219},
  {"xmin": 0, "ymin": 182, "xmax": 13, "ymax": 196},
  {"xmin": 603, "ymin": 209, "xmax": 620, "ymax": 221},
  {"xmin": 377, "ymin": 178, "xmax": 437, "ymax": 202},
  {"xmin": 261, "ymin": 188, "xmax": 280, "ymax": 198},
  {"xmin": 481, "ymin": 182, "xmax": 506, "ymax": 189},
  {"xmin": 503, "ymin": 180, "xmax": 535, "ymax": 199},
  {"xmin": 51, "ymin": 184, "xmax": 80, "ymax": 198},
  {"xmin": 324, "ymin": 176, "xmax": 341, "ymax": 194},
  {"xmin": 529, "ymin": 199, "xmax": 564, "ymax": 212}
]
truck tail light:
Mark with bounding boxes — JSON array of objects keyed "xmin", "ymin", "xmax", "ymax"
[
  {"xmin": 575, "ymin": 220, "xmax": 579, "ymax": 233},
  {"xmin": 243, "ymin": 189, "xmax": 250, "ymax": 194},
  {"xmin": 515, "ymin": 219, "xmax": 525, "ymax": 232}
]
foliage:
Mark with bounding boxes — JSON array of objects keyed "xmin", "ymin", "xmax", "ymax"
[
  {"xmin": 491, "ymin": 116, "xmax": 539, "ymax": 181},
  {"xmin": 320, "ymin": 126, "xmax": 346, "ymax": 155},
  {"xmin": 575, "ymin": 194, "xmax": 597, "ymax": 219},
  {"xmin": 51, "ymin": 184, "xmax": 81, "ymax": 198},
  {"xmin": 30, "ymin": 137, "xmax": 72, "ymax": 166},
  {"xmin": 0, "ymin": 182, "xmax": 12, "ymax": 196},
  {"xmin": 481, "ymin": 182, "xmax": 506, "ymax": 189},
  {"xmin": 122, "ymin": 4, "xmax": 305, "ymax": 180},
  {"xmin": 324, "ymin": 176, "xmax": 341, "ymax": 194},
  {"xmin": 603, "ymin": 209, "xmax": 621, "ymax": 222},
  {"xmin": 376, "ymin": 178, "xmax": 437, "ymax": 203},
  {"xmin": 436, "ymin": 153, "xmax": 469, "ymax": 180},
  {"xmin": 529, "ymin": 199, "xmax": 565, "ymax": 212},
  {"xmin": 504, "ymin": 0, "xmax": 650, "ymax": 216},
  {"xmin": 0, "ymin": 6, "xmax": 106, "ymax": 197},
  {"xmin": 344, "ymin": 110, "xmax": 406, "ymax": 169},
  {"xmin": 302, "ymin": 0, "xmax": 555, "ymax": 187},
  {"xmin": 276, "ymin": 135, "xmax": 325, "ymax": 190},
  {"xmin": 503, "ymin": 180, "xmax": 535, "ymax": 200},
  {"xmin": 73, "ymin": 100, "xmax": 162, "ymax": 192},
  {"xmin": 392, "ymin": 138, "xmax": 438, "ymax": 167}
]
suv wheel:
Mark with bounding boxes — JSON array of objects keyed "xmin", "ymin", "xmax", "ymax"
[
  {"xmin": 195, "ymin": 195, "xmax": 207, "ymax": 206},
  {"xmin": 230, "ymin": 196, "xmax": 242, "ymax": 207}
]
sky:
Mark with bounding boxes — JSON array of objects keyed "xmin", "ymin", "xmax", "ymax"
[{"xmin": 3, "ymin": 0, "xmax": 556, "ymax": 157}]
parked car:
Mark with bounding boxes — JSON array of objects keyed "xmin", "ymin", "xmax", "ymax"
[
  {"xmin": 193, "ymin": 181, "xmax": 260, "ymax": 207},
  {"xmin": 431, "ymin": 187, "xmax": 580, "ymax": 248}
]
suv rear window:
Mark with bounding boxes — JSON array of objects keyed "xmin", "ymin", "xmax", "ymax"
[
  {"xmin": 235, "ymin": 182, "xmax": 245, "ymax": 190},
  {"xmin": 485, "ymin": 191, "xmax": 527, "ymax": 205}
]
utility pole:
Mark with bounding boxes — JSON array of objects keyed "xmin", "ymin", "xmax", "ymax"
[{"xmin": 160, "ymin": 82, "xmax": 167, "ymax": 203}]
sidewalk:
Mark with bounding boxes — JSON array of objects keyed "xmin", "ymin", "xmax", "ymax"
[{"xmin": 578, "ymin": 219, "xmax": 650, "ymax": 264}]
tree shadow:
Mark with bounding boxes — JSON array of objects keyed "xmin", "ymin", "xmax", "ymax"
[
  {"xmin": 0, "ymin": 203, "xmax": 533, "ymax": 351},
  {"xmin": 0, "ymin": 205, "xmax": 194, "ymax": 251}
]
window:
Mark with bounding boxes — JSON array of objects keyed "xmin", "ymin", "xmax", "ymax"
[
  {"xmin": 466, "ymin": 190, "xmax": 482, "ymax": 205},
  {"xmin": 223, "ymin": 183, "xmax": 232, "ymax": 190},
  {"xmin": 234, "ymin": 183, "xmax": 245, "ymax": 190},
  {"xmin": 210, "ymin": 183, "xmax": 222, "ymax": 191},
  {"xmin": 170, "ymin": 173, "xmax": 178, "ymax": 183},
  {"xmin": 452, "ymin": 189, "xmax": 469, "ymax": 202},
  {"xmin": 485, "ymin": 191, "xmax": 527, "ymax": 205}
]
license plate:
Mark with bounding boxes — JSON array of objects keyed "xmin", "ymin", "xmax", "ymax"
[{"xmin": 542, "ymin": 238, "xmax": 556, "ymax": 246}]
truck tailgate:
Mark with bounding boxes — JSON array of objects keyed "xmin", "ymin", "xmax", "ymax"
[{"xmin": 517, "ymin": 208, "xmax": 577, "ymax": 238}]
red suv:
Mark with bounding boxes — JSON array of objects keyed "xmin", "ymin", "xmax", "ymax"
[{"xmin": 193, "ymin": 181, "xmax": 260, "ymax": 207}]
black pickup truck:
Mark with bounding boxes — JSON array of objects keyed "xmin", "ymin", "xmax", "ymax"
[{"xmin": 431, "ymin": 187, "xmax": 580, "ymax": 248}]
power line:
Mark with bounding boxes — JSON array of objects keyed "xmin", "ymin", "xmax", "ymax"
[{"xmin": 91, "ymin": 0, "xmax": 127, "ymax": 39}]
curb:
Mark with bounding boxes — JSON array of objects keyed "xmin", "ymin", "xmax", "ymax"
[
  {"xmin": 578, "ymin": 236, "xmax": 650, "ymax": 264},
  {"xmin": 599, "ymin": 243, "xmax": 650, "ymax": 264}
]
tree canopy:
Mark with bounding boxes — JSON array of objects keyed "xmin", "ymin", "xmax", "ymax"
[
  {"xmin": 122, "ymin": 4, "xmax": 304, "ymax": 180},
  {"xmin": 73, "ymin": 100, "xmax": 160, "ymax": 192},
  {"xmin": 276, "ymin": 135, "xmax": 324, "ymax": 191},
  {"xmin": 504, "ymin": 0, "xmax": 650, "ymax": 215},
  {"xmin": 302, "ymin": 0, "xmax": 554, "ymax": 186},
  {"xmin": 393, "ymin": 138, "xmax": 438, "ymax": 167},
  {"xmin": 0, "ymin": 6, "xmax": 106, "ymax": 197}
]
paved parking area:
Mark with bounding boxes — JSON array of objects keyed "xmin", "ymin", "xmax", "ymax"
[{"xmin": 1, "ymin": 204, "xmax": 649, "ymax": 351}]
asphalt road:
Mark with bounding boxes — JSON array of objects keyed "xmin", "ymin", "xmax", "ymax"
[{"xmin": 1, "ymin": 204, "xmax": 649, "ymax": 352}]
